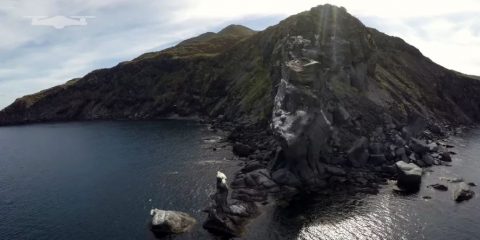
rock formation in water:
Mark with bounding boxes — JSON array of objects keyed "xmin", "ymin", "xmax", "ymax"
[
  {"xmin": 149, "ymin": 209, "xmax": 196, "ymax": 235},
  {"xmin": 203, "ymin": 171, "xmax": 258, "ymax": 237},
  {"xmin": 395, "ymin": 161, "xmax": 422, "ymax": 191},
  {"xmin": 2, "ymin": 4, "xmax": 480, "ymax": 230},
  {"xmin": 454, "ymin": 182, "xmax": 475, "ymax": 202}
]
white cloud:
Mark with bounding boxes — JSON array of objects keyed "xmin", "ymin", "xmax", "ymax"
[{"xmin": 0, "ymin": 0, "xmax": 479, "ymax": 109}]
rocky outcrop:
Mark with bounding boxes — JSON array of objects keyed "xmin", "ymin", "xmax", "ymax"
[
  {"xmin": 203, "ymin": 171, "xmax": 258, "ymax": 237},
  {"xmin": 454, "ymin": 182, "xmax": 475, "ymax": 202},
  {"xmin": 2, "ymin": 4, "xmax": 480, "ymax": 235},
  {"xmin": 395, "ymin": 161, "xmax": 422, "ymax": 191},
  {"xmin": 150, "ymin": 209, "xmax": 196, "ymax": 235}
]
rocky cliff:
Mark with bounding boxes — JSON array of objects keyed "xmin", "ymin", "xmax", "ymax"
[{"xmin": 2, "ymin": 5, "xmax": 480, "ymax": 190}]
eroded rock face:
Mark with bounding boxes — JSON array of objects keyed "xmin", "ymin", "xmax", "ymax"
[{"xmin": 150, "ymin": 209, "xmax": 196, "ymax": 235}]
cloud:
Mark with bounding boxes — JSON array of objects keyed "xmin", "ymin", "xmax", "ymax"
[{"xmin": 0, "ymin": 0, "xmax": 479, "ymax": 109}]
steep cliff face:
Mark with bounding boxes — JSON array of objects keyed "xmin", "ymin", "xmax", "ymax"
[
  {"xmin": 263, "ymin": 6, "xmax": 480, "ymax": 187},
  {"xmin": 1, "ymin": 5, "xmax": 480, "ymax": 187}
]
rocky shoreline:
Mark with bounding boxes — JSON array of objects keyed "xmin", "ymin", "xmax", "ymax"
[
  {"xmin": 1, "ymin": 4, "xmax": 480, "ymax": 238},
  {"xmin": 199, "ymin": 118, "xmax": 476, "ymax": 237}
]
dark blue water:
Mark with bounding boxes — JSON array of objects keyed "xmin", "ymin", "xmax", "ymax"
[
  {"xmin": 0, "ymin": 121, "xmax": 238, "ymax": 240},
  {"xmin": 1, "ymin": 121, "xmax": 479, "ymax": 240}
]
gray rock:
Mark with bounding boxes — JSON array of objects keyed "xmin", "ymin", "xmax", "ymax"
[
  {"xmin": 231, "ymin": 175, "xmax": 247, "ymax": 188},
  {"xmin": 203, "ymin": 171, "xmax": 251, "ymax": 237},
  {"xmin": 427, "ymin": 142, "xmax": 439, "ymax": 152},
  {"xmin": 395, "ymin": 161, "xmax": 422, "ymax": 191},
  {"xmin": 233, "ymin": 143, "xmax": 253, "ymax": 157},
  {"xmin": 369, "ymin": 154, "xmax": 387, "ymax": 165},
  {"xmin": 395, "ymin": 147, "xmax": 409, "ymax": 162},
  {"xmin": 232, "ymin": 188, "xmax": 267, "ymax": 202},
  {"xmin": 429, "ymin": 183, "xmax": 448, "ymax": 191},
  {"xmin": 150, "ymin": 209, "xmax": 196, "ymax": 234},
  {"xmin": 442, "ymin": 177, "xmax": 464, "ymax": 183},
  {"xmin": 271, "ymin": 168, "xmax": 301, "ymax": 187},
  {"xmin": 369, "ymin": 142, "xmax": 384, "ymax": 154},
  {"xmin": 328, "ymin": 176, "xmax": 347, "ymax": 184},
  {"xmin": 355, "ymin": 177, "xmax": 368, "ymax": 185},
  {"xmin": 246, "ymin": 170, "xmax": 276, "ymax": 188},
  {"xmin": 440, "ymin": 151, "xmax": 452, "ymax": 162},
  {"xmin": 410, "ymin": 138, "xmax": 429, "ymax": 154},
  {"xmin": 454, "ymin": 182, "xmax": 475, "ymax": 202},
  {"xmin": 325, "ymin": 165, "xmax": 346, "ymax": 176},
  {"xmin": 395, "ymin": 135, "xmax": 407, "ymax": 146},
  {"xmin": 422, "ymin": 153, "xmax": 434, "ymax": 166},
  {"xmin": 347, "ymin": 137, "xmax": 369, "ymax": 167},
  {"xmin": 415, "ymin": 159, "xmax": 426, "ymax": 168},
  {"xmin": 409, "ymin": 153, "xmax": 416, "ymax": 162},
  {"xmin": 381, "ymin": 164, "xmax": 398, "ymax": 176},
  {"xmin": 333, "ymin": 106, "xmax": 351, "ymax": 125}
]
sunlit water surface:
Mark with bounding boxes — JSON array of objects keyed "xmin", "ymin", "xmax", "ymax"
[
  {"xmin": 244, "ymin": 129, "xmax": 480, "ymax": 240},
  {"xmin": 1, "ymin": 122, "xmax": 479, "ymax": 240}
]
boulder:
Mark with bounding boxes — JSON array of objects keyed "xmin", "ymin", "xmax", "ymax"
[
  {"xmin": 468, "ymin": 182, "xmax": 477, "ymax": 187},
  {"xmin": 233, "ymin": 143, "xmax": 253, "ymax": 157},
  {"xmin": 395, "ymin": 147, "xmax": 409, "ymax": 162},
  {"xmin": 150, "ymin": 209, "xmax": 196, "ymax": 235},
  {"xmin": 427, "ymin": 142, "xmax": 439, "ymax": 152},
  {"xmin": 271, "ymin": 168, "xmax": 302, "ymax": 187},
  {"xmin": 440, "ymin": 151, "xmax": 452, "ymax": 162},
  {"xmin": 454, "ymin": 182, "xmax": 475, "ymax": 202},
  {"xmin": 395, "ymin": 161, "xmax": 422, "ymax": 191},
  {"xmin": 243, "ymin": 169, "xmax": 276, "ymax": 189},
  {"xmin": 410, "ymin": 138, "xmax": 429, "ymax": 154},
  {"xmin": 421, "ymin": 153, "xmax": 434, "ymax": 166}
]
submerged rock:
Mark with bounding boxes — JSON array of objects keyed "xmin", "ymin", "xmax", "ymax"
[
  {"xmin": 454, "ymin": 182, "xmax": 475, "ymax": 202},
  {"xmin": 150, "ymin": 209, "xmax": 196, "ymax": 235},
  {"xmin": 442, "ymin": 177, "xmax": 464, "ymax": 183},
  {"xmin": 395, "ymin": 161, "xmax": 422, "ymax": 191},
  {"xmin": 429, "ymin": 183, "xmax": 448, "ymax": 191}
]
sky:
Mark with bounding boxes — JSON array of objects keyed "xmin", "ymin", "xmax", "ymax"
[{"xmin": 0, "ymin": 0, "xmax": 479, "ymax": 109}]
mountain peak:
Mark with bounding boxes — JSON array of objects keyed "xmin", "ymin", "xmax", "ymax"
[{"xmin": 218, "ymin": 24, "xmax": 256, "ymax": 37}]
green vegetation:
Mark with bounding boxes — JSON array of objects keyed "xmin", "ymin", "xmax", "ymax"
[{"xmin": 134, "ymin": 25, "xmax": 256, "ymax": 61}]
